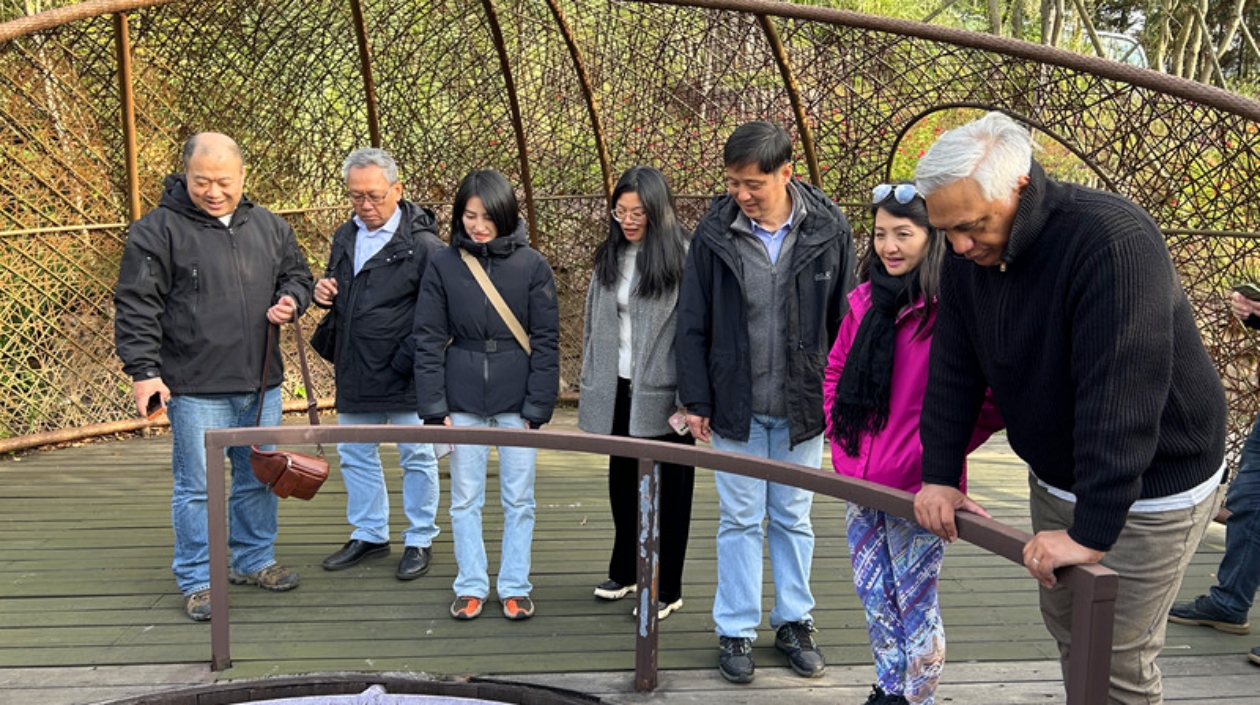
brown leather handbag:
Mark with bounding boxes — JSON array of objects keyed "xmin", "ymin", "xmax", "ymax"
[{"xmin": 249, "ymin": 318, "xmax": 329, "ymax": 500}]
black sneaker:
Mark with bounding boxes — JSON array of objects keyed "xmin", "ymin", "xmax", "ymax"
[
  {"xmin": 1168, "ymin": 595, "xmax": 1250, "ymax": 634},
  {"xmin": 594, "ymin": 579, "xmax": 636, "ymax": 600},
  {"xmin": 775, "ymin": 620, "xmax": 825, "ymax": 678},
  {"xmin": 718, "ymin": 636, "xmax": 755, "ymax": 683},
  {"xmin": 1250, "ymin": 646, "xmax": 1260, "ymax": 666}
]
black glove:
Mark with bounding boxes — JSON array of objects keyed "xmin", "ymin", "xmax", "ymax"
[
  {"xmin": 526, "ymin": 420, "xmax": 543, "ymax": 430},
  {"xmin": 423, "ymin": 417, "xmax": 446, "ymax": 427}
]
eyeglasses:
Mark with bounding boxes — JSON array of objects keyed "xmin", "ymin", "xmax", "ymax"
[
  {"xmin": 348, "ymin": 191, "xmax": 391, "ymax": 206},
  {"xmin": 872, "ymin": 183, "xmax": 920, "ymax": 205},
  {"xmin": 611, "ymin": 208, "xmax": 647, "ymax": 224}
]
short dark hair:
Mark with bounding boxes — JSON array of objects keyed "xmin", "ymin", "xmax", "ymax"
[
  {"xmin": 451, "ymin": 170, "xmax": 519, "ymax": 241},
  {"xmin": 723, "ymin": 121, "xmax": 792, "ymax": 173}
]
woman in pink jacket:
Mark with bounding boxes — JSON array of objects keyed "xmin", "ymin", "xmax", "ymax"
[{"xmin": 823, "ymin": 183, "xmax": 1001, "ymax": 705}]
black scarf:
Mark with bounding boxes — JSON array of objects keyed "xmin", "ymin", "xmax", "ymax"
[{"xmin": 830, "ymin": 262, "xmax": 921, "ymax": 457}]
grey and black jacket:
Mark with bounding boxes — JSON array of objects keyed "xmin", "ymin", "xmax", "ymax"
[{"xmin": 675, "ymin": 179, "xmax": 855, "ymax": 447}]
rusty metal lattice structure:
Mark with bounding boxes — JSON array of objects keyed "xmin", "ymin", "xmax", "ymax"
[{"xmin": 1, "ymin": 0, "xmax": 1259, "ymax": 457}]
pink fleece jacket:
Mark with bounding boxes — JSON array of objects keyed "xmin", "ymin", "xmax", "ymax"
[{"xmin": 823, "ymin": 282, "xmax": 1003, "ymax": 493}]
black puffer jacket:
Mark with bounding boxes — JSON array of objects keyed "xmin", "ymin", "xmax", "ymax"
[
  {"xmin": 413, "ymin": 220, "xmax": 560, "ymax": 425},
  {"xmin": 318, "ymin": 201, "xmax": 443, "ymax": 413},
  {"xmin": 676, "ymin": 179, "xmax": 855, "ymax": 446},
  {"xmin": 114, "ymin": 174, "xmax": 313, "ymax": 394}
]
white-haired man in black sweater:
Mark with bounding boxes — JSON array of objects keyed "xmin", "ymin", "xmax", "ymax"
[{"xmin": 912, "ymin": 112, "xmax": 1226, "ymax": 704}]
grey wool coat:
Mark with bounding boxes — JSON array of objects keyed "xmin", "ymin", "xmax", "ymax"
[{"xmin": 578, "ymin": 260, "xmax": 681, "ymax": 438}]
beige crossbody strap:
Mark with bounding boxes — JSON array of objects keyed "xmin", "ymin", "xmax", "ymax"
[{"xmin": 460, "ymin": 249, "xmax": 532, "ymax": 356}]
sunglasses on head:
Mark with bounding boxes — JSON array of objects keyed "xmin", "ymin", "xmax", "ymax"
[{"xmin": 872, "ymin": 183, "xmax": 920, "ymax": 205}]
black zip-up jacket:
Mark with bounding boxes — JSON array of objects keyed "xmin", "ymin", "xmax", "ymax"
[
  {"xmin": 318, "ymin": 201, "xmax": 443, "ymax": 413},
  {"xmin": 114, "ymin": 174, "xmax": 314, "ymax": 394},
  {"xmin": 413, "ymin": 219, "xmax": 560, "ymax": 425},
  {"xmin": 676, "ymin": 179, "xmax": 856, "ymax": 447},
  {"xmin": 920, "ymin": 161, "xmax": 1227, "ymax": 552}
]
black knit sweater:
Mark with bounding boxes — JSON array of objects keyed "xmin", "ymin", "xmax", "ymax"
[{"xmin": 920, "ymin": 161, "xmax": 1226, "ymax": 552}]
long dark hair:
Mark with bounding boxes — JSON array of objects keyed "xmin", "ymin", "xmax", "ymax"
[
  {"xmin": 451, "ymin": 169, "xmax": 519, "ymax": 242},
  {"xmin": 856, "ymin": 187, "xmax": 947, "ymax": 339},
  {"xmin": 593, "ymin": 166, "xmax": 688, "ymax": 299}
]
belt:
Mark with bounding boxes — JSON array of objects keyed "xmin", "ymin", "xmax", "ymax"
[{"xmin": 450, "ymin": 338, "xmax": 521, "ymax": 353}]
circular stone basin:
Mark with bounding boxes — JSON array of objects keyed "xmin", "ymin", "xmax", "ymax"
[
  {"xmin": 253, "ymin": 686, "xmax": 521, "ymax": 704},
  {"xmin": 100, "ymin": 674, "xmax": 603, "ymax": 705}
]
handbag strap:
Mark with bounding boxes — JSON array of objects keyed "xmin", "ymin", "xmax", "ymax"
[
  {"xmin": 459, "ymin": 248, "xmax": 532, "ymax": 356},
  {"xmin": 255, "ymin": 317, "xmax": 324, "ymax": 455}
]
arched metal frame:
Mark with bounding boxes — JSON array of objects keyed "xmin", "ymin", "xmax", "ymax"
[{"xmin": 0, "ymin": 0, "xmax": 1258, "ymax": 466}]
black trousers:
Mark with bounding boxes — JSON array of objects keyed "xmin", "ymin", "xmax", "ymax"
[{"xmin": 607, "ymin": 377, "xmax": 696, "ymax": 603}]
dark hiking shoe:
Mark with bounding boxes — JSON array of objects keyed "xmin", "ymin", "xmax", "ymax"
[
  {"xmin": 1249, "ymin": 646, "xmax": 1260, "ymax": 666},
  {"xmin": 594, "ymin": 579, "xmax": 636, "ymax": 600},
  {"xmin": 1168, "ymin": 595, "xmax": 1250, "ymax": 634},
  {"xmin": 184, "ymin": 589, "xmax": 211, "ymax": 622},
  {"xmin": 775, "ymin": 620, "xmax": 826, "ymax": 677},
  {"xmin": 229, "ymin": 563, "xmax": 299, "ymax": 592},
  {"xmin": 633, "ymin": 597, "xmax": 684, "ymax": 621},
  {"xmin": 718, "ymin": 636, "xmax": 755, "ymax": 683}
]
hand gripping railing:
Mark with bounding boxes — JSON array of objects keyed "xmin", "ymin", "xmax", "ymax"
[{"xmin": 204, "ymin": 425, "xmax": 1117, "ymax": 704}]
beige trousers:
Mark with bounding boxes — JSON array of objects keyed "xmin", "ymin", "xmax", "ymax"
[{"xmin": 1028, "ymin": 475, "xmax": 1220, "ymax": 705}]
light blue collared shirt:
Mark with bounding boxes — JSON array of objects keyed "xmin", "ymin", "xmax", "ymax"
[
  {"xmin": 352, "ymin": 207, "xmax": 402, "ymax": 275},
  {"xmin": 749, "ymin": 212, "xmax": 795, "ymax": 265}
]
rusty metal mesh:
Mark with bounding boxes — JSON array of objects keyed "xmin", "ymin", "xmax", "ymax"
[{"xmin": 1, "ymin": 0, "xmax": 1258, "ymax": 465}]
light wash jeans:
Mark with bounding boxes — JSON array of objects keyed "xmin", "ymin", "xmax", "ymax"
[
  {"xmin": 335, "ymin": 411, "xmax": 440, "ymax": 548},
  {"xmin": 710, "ymin": 414, "xmax": 822, "ymax": 640},
  {"xmin": 448, "ymin": 412, "xmax": 536, "ymax": 599},
  {"xmin": 167, "ymin": 387, "xmax": 282, "ymax": 596}
]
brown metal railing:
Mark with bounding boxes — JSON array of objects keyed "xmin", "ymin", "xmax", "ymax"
[{"xmin": 204, "ymin": 424, "xmax": 1118, "ymax": 704}]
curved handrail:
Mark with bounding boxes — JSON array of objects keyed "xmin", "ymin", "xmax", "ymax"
[{"xmin": 204, "ymin": 424, "xmax": 1117, "ymax": 704}]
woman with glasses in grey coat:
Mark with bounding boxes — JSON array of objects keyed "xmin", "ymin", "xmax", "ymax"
[{"xmin": 579, "ymin": 166, "xmax": 695, "ymax": 621}]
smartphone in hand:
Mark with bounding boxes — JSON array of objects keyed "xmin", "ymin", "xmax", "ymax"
[
  {"xmin": 145, "ymin": 392, "xmax": 165, "ymax": 420},
  {"xmin": 668, "ymin": 411, "xmax": 690, "ymax": 436},
  {"xmin": 1234, "ymin": 283, "xmax": 1260, "ymax": 302}
]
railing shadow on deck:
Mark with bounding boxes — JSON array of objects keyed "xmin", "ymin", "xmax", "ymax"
[{"xmin": 204, "ymin": 425, "xmax": 1118, "ymax": 705}]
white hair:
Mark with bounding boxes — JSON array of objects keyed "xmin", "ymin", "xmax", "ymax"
[
  {"xmin": 341, "ymin": 147, "xmax": 399, "ymax": 184},
  {"xmin": 914, "ymin": 112, "xmax": 1033, "ymax": 202}
]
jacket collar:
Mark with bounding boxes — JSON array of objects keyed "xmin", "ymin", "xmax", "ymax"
[
  {"xmin": 455, "ymin": 217, "xmax": 528, "ymax": 258},
  {"xmin": 1002, "ymin": 160, "xmax": 1052, "ymax": 266}
]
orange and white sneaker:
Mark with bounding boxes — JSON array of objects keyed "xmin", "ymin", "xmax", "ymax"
[
  {"xmin": 450, "ymin": 595, "xmax": 484, "ymax": 620},
  {"xmin": 501, "ymin": 595, "xmax": 535, "ymax": 620}
]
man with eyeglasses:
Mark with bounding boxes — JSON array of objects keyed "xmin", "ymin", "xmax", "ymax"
[
  {"xmin": 313, "ymin": 147, "xmax": 445, "ymax": 580},
  {"xmin": 676, "ymin": 121, "xmax": 856, "ymax": 684},
  {"xmin": 912, "ymin": 112, "xmax": 1226, "ymax": 703},
  {"xmin": 114, "ymin": 132, "xmax": 314, "ymax": 621}
]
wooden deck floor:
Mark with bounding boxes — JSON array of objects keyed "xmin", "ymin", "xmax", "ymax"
[{"xmin": 0, "ymin": 410, "xmax": 1257, "ymax": 703}]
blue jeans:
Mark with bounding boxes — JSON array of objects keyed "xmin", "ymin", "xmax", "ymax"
[
  {"xmin": 336, "ymin": 411, "xmax": 440, "ymax": 548},
  {"xmin": 710, "ymin": 414, "xmax": 822, "ymax": 639},
  {"xmin": 1211, "ymin": 414, "xmax": 1260, "ymax": 621},
  {"xmin": 448, "ymin": 412, "xmax": 536, "ymax": 599},
  {"xmin": 167, "ymin": 388, "xmax": 281, "ymax": 596}
]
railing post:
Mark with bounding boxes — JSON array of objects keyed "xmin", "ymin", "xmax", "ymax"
[
  {"xmin": 207, "ymin": 436, "xmax": 231, "ymax": 671},
  {"xmin": 1064, "ymin": 568, "xmax": 1118, "ymax": 704},
  {"xmin": 112, "ymin": 12, "xmax": 141, "ymax": 223},
  {"xmin": 347, "ymin": 0, "xmax": 382, "ymax": 148},
  {"xmin": 634, "ymin": 456, "xmax": 660, "ymax": 691}
]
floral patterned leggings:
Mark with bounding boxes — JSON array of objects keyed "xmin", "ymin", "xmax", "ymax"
[{"xmin": 846, "ymin": 503, "xmax": 946, "ymax": 705}]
